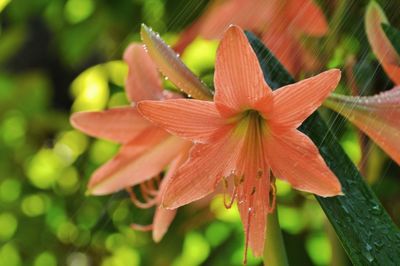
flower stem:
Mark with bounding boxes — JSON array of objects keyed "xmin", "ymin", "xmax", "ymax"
[{"xmin": 263, "ymin": 207, "xmax": 289, "ymax": 266}]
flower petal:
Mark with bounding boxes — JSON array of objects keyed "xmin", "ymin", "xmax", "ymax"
[
  {"xmin": 162, "ymin": 134, "xmax": 240, "ymax": 209},
  {"xmin": 138, "ymin": 99, "xmax": 227, "ymax": 143},
  {"xmin": 174, "ymin": 0, "xmax": 277, "ymax": 53},
  {"xmin": 324, "ymin": 88, "xmax": 400, "ymax": 165},
  {"xmin": 152, "ymin": 144, "xmax": 191, "ymax": 242},
  {"xmin": 214, "ymin": 25, "xmax": 272, "ymax": 114},
  {"xmin": 365, "ymin": 1, "xmax": 400, "ymax": 85},
  {"xmin": 70, "ymin": 107, "xmax": 151, "ymax": 144},
  {"xmin": 88, "ymin": 128, "xmax": 189, "ymax": 195},
  {"xmin": 286, "ymin": 0, "xmax": 328, "ymax": 36},
  {"xmin": 141, "ymin": 24, "xmax": 213, "ymax": 101},
  {"xmin": 269, "ymin": 69, "xmax": 341, "ymax": 129},
  {"xmin": 123, "ymin": 44, "xmax": 164, "ymax": 102},
  {"xmin": 152, "ymin": 207, "xmax": 177, "ymax": 243},
  {"xmin": 265, "ymin": 130, "xmax": 342, "ymax": 197}
]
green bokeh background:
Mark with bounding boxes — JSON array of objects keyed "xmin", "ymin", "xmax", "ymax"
[{"xmin": 0, "ymin": 0, "xmax": 399, "ymax": 265}]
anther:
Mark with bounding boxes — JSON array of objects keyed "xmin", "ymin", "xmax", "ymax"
[{"xmin": 257, "ymin": 169, "xmax": 263, "ymax": 179}]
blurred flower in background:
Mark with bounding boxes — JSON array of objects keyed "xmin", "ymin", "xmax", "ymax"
[
  {"xmin": 174, "ymin": 0, "xmax": 328, "ymax": 76},
  {"xmin": 0, "ymin": 0, "xmax": 399, "ymax": 266},
  {"xmin": 71, "ymin": 43, "xmax": 192, "ymax": 243}
]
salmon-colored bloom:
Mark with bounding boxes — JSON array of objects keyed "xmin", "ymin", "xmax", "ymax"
[
  {"xmin": 174, "ymin": 0, "xmax": 328, "ymax": 75},
  {"xmin": 365, "ymin": 1, "xmax": 400, "ymax": 85},
  {"xmin": 138, "ymin": 26, "xmax": 342, "ymax": 258},
  {"xmin": 70, "ymin": 44, "xmax": 191, "ymax": 242},
  {"xmin": 324, "ymin": 87, "xmax": 400, "ymax": 165}
]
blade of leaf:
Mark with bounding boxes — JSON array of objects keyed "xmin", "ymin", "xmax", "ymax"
[
  {"xmin": 382, "ymin": 23, "xmax": 400, "ymax": 55},
  {"xmin": 246, "ymin": 31, "xmax": 400, "ymax": 265},
  {"xmin": 140, "ymin": 24, "xmax": 213, "ymax": 101}
]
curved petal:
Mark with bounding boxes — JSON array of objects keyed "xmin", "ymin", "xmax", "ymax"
[
  {"xmin": 173, "ymin": 0, "xmax": 238, "ymax": 53},
  {"xmin": 123, "ymin": 44, "xmax": 164, "ymax": 102},
  {"xmin": 174, "ymin": 0, "xmax": 278, "ymax": 52},
  {"xmin": 214, "ymin": 25, "xmax": 272, "ymax": 115},
  {"xmin": 70, "ymin": 107, "xmax": 151, "ymax": 144},
  {"xmin": 324, "ymin": 89, "xmax": 400, "ymax": 165},
  {"xmin": 269, "ymin": 69, "xmax": 341, "ymax": 129},
  {"xmin": 382, "ymin": 63, "xmax": 400, "ymax": 85},
  {"xmin": 141, "ymin": 25, "xmax": 213, "ymax": 101},
  {"xmin": 88, "ymin": 128, "xmax": 189, "ymax": 195},
  {"xmin": 151, "ymin": 145, "xmax": 192, "ymax": 242},
  {"xmin": 162, "ymin": 132, "xmax": 241, "ymax": 209},
  {"xmin": 152, "ymin": 207, "xmax": 177, "ymax": 242},
  {"xmin": 265, "ymin": 130, "xmax": 342, "ymax": 197},
  {"xmin": 365, "ymin": 1, "xmax": 400, "ymax": 85},
  {"xmin": 138, "ymin": 99, "xmax": 227, "ymax": 143},
  {"xmin": 286, "ymin": 0, "xmax": 328, "ymax": 36}
]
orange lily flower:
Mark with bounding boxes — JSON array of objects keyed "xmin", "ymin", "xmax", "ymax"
[
  {"xmin": 365, "ymin": 1, "xmax": 400, "ymax": 85},
  {"xmin": 174, "ymin": 0, "xmax": 328, "ymax": 75},
  {"xmin": 138, "ymin": 26, "xmax": 342, "ymax": 258},
  {"xmin": 324, "ymin": 87, "xmax": 400, "ymax": 165},
  {"xmin": 70, "ymin": 44, "xmax": 191, "ymax": 242}
]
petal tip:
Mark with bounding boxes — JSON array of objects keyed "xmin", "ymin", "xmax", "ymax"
[
  {"xmin": 160, "ymin": 200, "xmax": 178, "ymax": 210},
  {"xmin": 69, "ymin": 112, "xmax": 86, "ymax": 131},
  {"xmin": 152, "ymin": 231, "xmax": 162, "ymax": 243},
  {"xmin": 123, "ymin": 43, "xmax": 143, "ymax": 63},
  {"xmin": 224, "ymin": 24, "xmax": 244, "ymax": 37}
]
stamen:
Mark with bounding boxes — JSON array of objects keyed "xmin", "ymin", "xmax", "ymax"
[
  {"xmin": 257, "ymin": 169, "xmax": 263, "ymax": 178},
  {"xmin": 126, "ymin": 187, "xmax": 158, "ymax": 209},
  {"xmin": 140, "ymin": 183, "xmax": 156, "ymax": 201},
  {"xmin": 224, "ymin": 186, "xmax": 237, "ymax": 209},
  {"xmin": 154, "ymin": 175, "xmax": 161, "ymax": 187},
  {"xmin": 234, "ymin": 174, "xmax": 244, "ymax": 186},
  {"xmin": 243, "ymin": 192, "xmax": 255, "ymax": 266},
  {"xmin": 251, "ymin": 186, "xmax": 256, "ymax": 195},
  {"xmin": 268, "ymin": 176, "xmax": 277, "ymax": 212},
  {"xmin": 141, "ymin": 180, "xmax": 159, "ymax": 197},
  {"xmin": 223, "ymin": 176, "xmax": 229, "ymax": 189},
  {"xmin": 130, "ymin": 223, "xmax": 153, "ymax": 232}
]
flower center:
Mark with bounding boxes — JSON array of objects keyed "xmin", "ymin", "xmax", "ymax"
[
  {"xmin": 222, "ymin": 109, "xmax": 276, "ymax": 264},
  {"xmin": 231, "ymin": 109, "xmax": 267, "ymax": 137}
]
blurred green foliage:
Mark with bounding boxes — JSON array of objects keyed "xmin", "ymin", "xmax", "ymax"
[{"xmin": 0, "ymin": 0, "xmax": 399, "ymax": 265}]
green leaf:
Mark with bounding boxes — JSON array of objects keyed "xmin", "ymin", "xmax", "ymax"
[
  {"xmin": 246, "ymin": 31, "xmax": 400, "ymax": 266},
  {"xmin": 382, "ymin": 23, "xmax": 400, "ymax": 55}
]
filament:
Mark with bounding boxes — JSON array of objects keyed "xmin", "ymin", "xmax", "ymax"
[
  {"xmin": 130, "ymin": 223, "xmax": 153, "ymax": 232},
  {"xmin": 126, "ymin": 187, "xmax": 158, "ymax": 209}
]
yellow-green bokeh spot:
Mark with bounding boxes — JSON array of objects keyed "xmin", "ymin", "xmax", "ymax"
[
  {"xmin": 55, "ymin": 167, "xmax": 80, "ymax": 195},
  {"xmin": 71, "ymin": 61, "xmax": 128, "ymax": 112},
  {"xmin": 0, "ymin": 212, "xmax": 18, "ymax": 241},
  {"xmin": 0, "ymin": 0, "xmax": 11, "ymax": 13},
  {"xmin": 210, "ymin": 195, "xmax": 240, "ymax": 223},
  {"xmin": 101, "ymin": 246, "xmax": 140, "ymax": 266},
  {"xmin": 182, "ymin": 38, "xmax": 218, "ymax": 76},
  {"xmin": 57, "ymin": 221, "xmax": 79, "ymax": 244},
  {"xmin": 0, "ymin": 243, "xmax": 21, "ymax": 266},
  {"xmin": 0, "ymin": 178, "xmax": 21, "ymax": 202},
  {"xmin": 21, "ymin": 194, "xmax": 50, "ymax": 217},
  {"xmin": 34, "ymin": 252, "xmax": 57, "ymax": 266},
  {"xmin": 89, "ymin": 139, "xmax": 119, "ymax": 165},
  {"xmin": 26, "ymin": 148, "xmax": 65, "ymax": 189},
  {"xmin": 306, "ymin": 232, "xmax": 332, "ymax": 266},
  {"xmin": 173, "ymin": 232, "xmax": 210, "ymax": 266},
  {"xmin": 0, "ymin": 110, "xmax": 26, "ymax": 147},
  {"xmin": 64, "ymin": 0, "xmax": 95, "ymax": 24}
]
